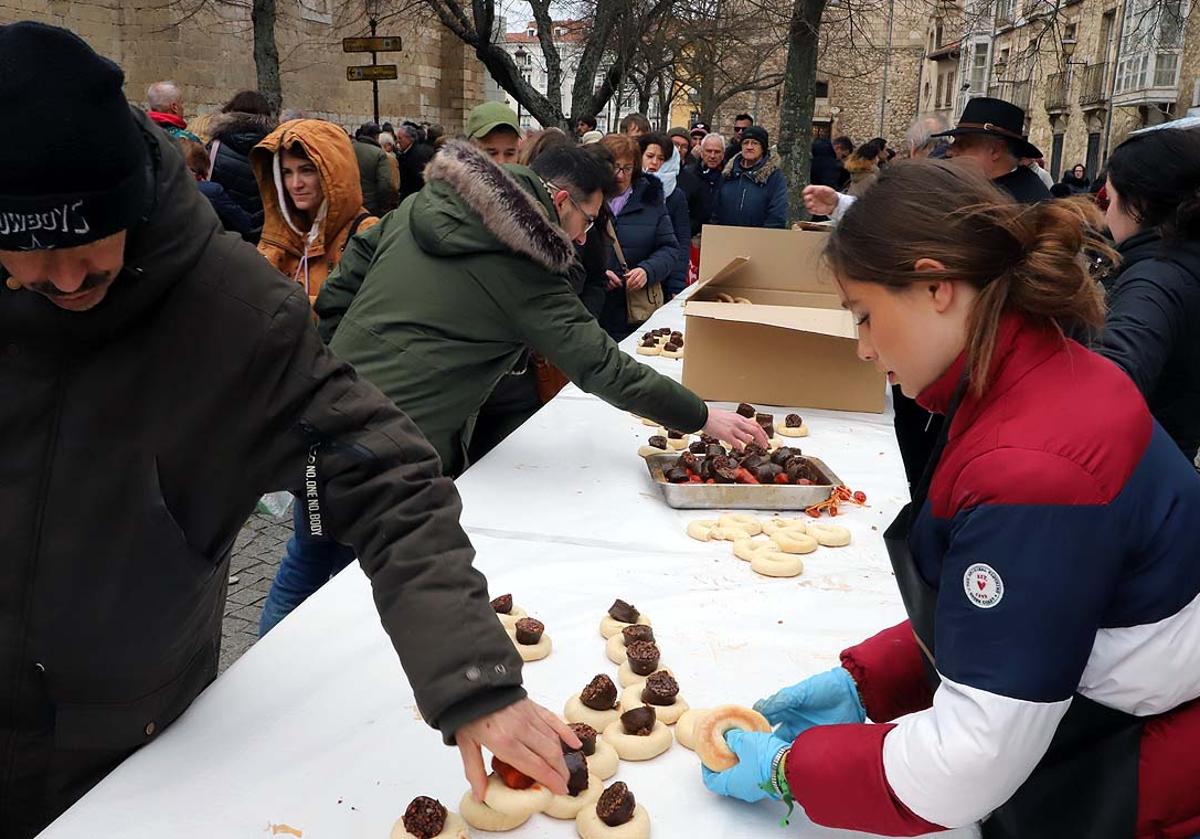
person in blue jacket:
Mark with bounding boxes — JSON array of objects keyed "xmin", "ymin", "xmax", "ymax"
[
  {"xmin": 598, "ymin": 133, "xmax": 681, "ymax": 340},
  {"xmin": 1094, "ymin": 119, "xmax": 1200, "ymax": 462},
  {"xmin": 713, "ymin": 125, "xmax": 788, "ymax": 229},
  {"xmin": 640, "ymin": 133, "xmax": 691, "ymax": 299}
]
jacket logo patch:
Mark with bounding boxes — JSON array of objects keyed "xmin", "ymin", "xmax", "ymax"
[{"xmin": 963, "ymin": 563, "xmax": 1003, "ymax": 609}]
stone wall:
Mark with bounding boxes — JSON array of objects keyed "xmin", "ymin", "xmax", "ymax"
[
  {"xmin": 0, "ymin": 0, "xmax": 485, "ymax": 133},
  {"xmin": 712, "ymin": 0, "xmax": 931, "ymax": 149}
]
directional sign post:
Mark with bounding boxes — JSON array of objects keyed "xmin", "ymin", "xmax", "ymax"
[{"xmin": 343, "ymin": 20, "xmax": 402, "ymax": 124}]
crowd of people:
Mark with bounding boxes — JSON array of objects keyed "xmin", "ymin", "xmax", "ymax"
[{"xmin": 3, "ymin": 19, "xmax": 1200, "ymax": 839}]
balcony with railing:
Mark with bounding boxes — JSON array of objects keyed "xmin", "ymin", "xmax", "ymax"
[
  {"xmin": 1111, "ymin": 0, "xmax": 1184, "ymax": 105},
  {"xmin": 1044, "ymin": 72, "xmax": 1070, "ymax": 112},
  {"xmin": 989, "ymin": 79, "xmax": 1032, "ymax": 111},
  {"xmin": 1079, "ymin": 62, "xmax": 1108, "ymax": 106}
]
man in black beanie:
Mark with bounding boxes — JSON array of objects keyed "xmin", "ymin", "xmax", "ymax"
[{"xmin": 0, "ymin": 21, "xmax": 578, "ymax": 837}]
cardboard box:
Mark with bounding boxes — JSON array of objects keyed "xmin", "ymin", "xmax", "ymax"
[{"xmin": 682, "ymin": 225, "xmax": 885, "ymax": 413}]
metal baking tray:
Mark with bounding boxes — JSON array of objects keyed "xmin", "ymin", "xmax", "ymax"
[{"xmin": 644, "ymin": 452, "xmax": 844, "ymax": 510}]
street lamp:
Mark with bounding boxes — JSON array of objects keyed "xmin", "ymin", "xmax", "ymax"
[{"xmin": 514, "ymin": 46, "xmax": 527, "ymax": 126}]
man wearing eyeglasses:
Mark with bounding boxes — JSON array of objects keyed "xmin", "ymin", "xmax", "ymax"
[{"xmin": 312, "ymin": 142, "xmax": 765, "ymax": 482}]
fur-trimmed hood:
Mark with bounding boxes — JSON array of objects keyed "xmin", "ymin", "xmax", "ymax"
[
  {"xmin": 207, "ymin": 111, "xmax": 278, "ymax": 151},
  {"xmin": 844, "ymin": 154, "xmax": 879, "ymax": 176},
  {"xmin": 722, "ymin": 152, "xmax": 779, "ymax": 185},
  {"xmin": 414, "ymin": 139, "xmax": 575, "ymax": 274}
]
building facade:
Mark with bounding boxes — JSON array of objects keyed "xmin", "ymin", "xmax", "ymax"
[
  {"xmin": 917, "ymin": 0, "xmax": 1195, "ymax": 180},
  {"xmin": 2, "ymin": 0, "xmax": 486, "ymax": 134}
]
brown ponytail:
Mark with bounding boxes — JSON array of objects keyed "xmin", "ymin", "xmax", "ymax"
[{"xmin": 824, "ymin": 160, "xmax": 1114, "ymax": 394}]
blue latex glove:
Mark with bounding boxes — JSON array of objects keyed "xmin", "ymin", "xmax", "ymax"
[
  {"xmin": 701, "ymin": 729, "xmax": 791, "ymax": 803},
  {"xmin": 753, "ymin": 666, "xmax": 866, "ymax": 740}
]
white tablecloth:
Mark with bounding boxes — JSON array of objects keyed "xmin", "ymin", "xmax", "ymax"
[{"xmin": 40, "ymin": 292, "xmax": 977, "ymax": 838}]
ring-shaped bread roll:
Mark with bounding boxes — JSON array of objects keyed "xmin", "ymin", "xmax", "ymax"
[
  {"xmin": 575, "ymin": 802, "xmax": 651, "ymax": 839},
  {"xmin": 733, "ymin": 296, "xmax": 753, "ymax": 305},
  {"xmin": 495, "ymin": 606, "xmax": 527, "ymax": 630},
  {"xmin": 641, "ymin": 416, "xmax": 661, "ymax": 427},
  {"xmin": 694, "ymin": 705, "xmax": 772, "ymax": 772},
  {"xmin": 712, "ymin": 524, "xmax": 752, "ymax": 541},
  {"xmin": 564, "ymin": 694, "xmax": 621, "ymax": 730},
  {"xmin": 662, "ymin": 347, "xmax": 684, "ymax": 359},
  {"xmin": 635, "ymin": 344, "xmax": 661, "ymax": 356},
  {"xmin": 638, "ymin": 444, "xmax": 670, "ymax": 458},
  {"xmin": 545, "ymin": 774, "xmax": 604, "ymax": 820},
  {"xmin": 777, "ymin": 423, "xmax": 809, "ymax": 438},
  {"xmin": 666, "ymin": 435, "xmax": 690, "ymax": 450},
  {"xmin": 686, "ymin": 519, "xmax": 719, "ymax": 542},
  {"xmin": 673, "ymin": 707, "xmax": 707, "ymax": 751},
  {"xmin": 731, "ymin": 537, "xmax": 765, "ymax": 562},
  {"xmin": 769, "ymin": 529, "xmax": 818, "ymax": 554},
  {"xmin": 512, "ymin": 632, "xmax": 552, "ymax": 662},
  {"xmin": 715, "ymin": 292, "xmax": 736, "ymax": 304},
  {"xmin": 601, "ymin": 719, "xmax": 672, "ymax": 761},
  {"xmin": 459, "ymin": 775, "xmax": 545, "ymax": 831},
  {"xmin": 589, "ymin": 737, "xmax": 621, "ymax": 780},
  {"xmin": 600, "ymin": 614, "xmax": 651, "ymax": 640},
  {"xmin": 761, "ymin": 518, "xmax": 808, "ymax": 536},
  {"xmin": 618, "ymin": 662, "xmax": 671, "ymax": 688},
  {"xmin": 751, "ymin": 549, "xmax": 804, "ymax": 577},
  {"xmin": 807, "ymin": 522, "xmax": 852, "ymax": 547},
  {"xmin": 718, "ymin": 513, "xmax": 762, "ymax": 536},
  {"xmin": 606, "ymin": 632, "xmax": 629, "ymax": 664},
  {"xmin": 483, "ymin": 772, "xmax": 553, "ymax": 816},
  {"xmin": 391, "ymin": 810, "xmax": 470, "ymax": 839},
  {"xmin": 619, "ymin": 683, "xmax": 691, "ymax": 724}
]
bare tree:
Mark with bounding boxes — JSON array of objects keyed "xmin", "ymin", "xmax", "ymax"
[
  {"xmin": 418, "ymin": 0, "xmax": 675, "ymax": 128},
  {"xmin": 251, "ymin": 0, "xmax": 282, "ymax": 109},
  {"xmin": 776, "ymin": 0, "xmax": 828, "ymax": 222}
]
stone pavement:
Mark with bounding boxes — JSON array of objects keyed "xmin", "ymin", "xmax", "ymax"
[{"xmin": 220, "ymin": 512, "xmax": 292, "ymax": 673}]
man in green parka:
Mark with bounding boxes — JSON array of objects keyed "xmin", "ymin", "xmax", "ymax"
[
  {"xmin": 315, "ymin": 140, "xmax": 761, "ymax": 472},
  {"xmin": 258, "ymin": 142, "xmax": 764, "ymax": 630}
]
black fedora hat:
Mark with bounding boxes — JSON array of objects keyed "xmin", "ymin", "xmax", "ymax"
[{"xmin": 933, "ymin": 96, "xmax": 1042, "ymax": 159}]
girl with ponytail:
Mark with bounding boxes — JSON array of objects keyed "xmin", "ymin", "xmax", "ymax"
[
  {"xmin": 702, "ymin": 159, "xmax": 1200, "ymax": 839},
  {"xmin": 1095, "ymin": 122, "xmax": 1200, "ymax": 461}
]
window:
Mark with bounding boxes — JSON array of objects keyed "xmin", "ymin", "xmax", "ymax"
[
  {"xmin": 297, "ymin": 0, "xmax": 331, "ymax": 24},
  {"xmin": 1064, "ymin": 22, "xmax": 1077, "ymax": 41},
  {"xmin": 1153, "ymin": 53, "xmax": 1179, "ymax": 87},
  {"xmin": 1050, "ymin": 133, "xmax": 1064, "ymax": 179},
  {"xmin": 815, "ymin": 80, "xmax": 830, "ymax": 98},
  {"xmin": 1100, "ymin": 10, "xmax": 1116, "ymax": 62},
  {"xmin": 937, "ymin": 74, "xmax": 945, "ymax": 107},
  {"xmin": 935, "ymin": 20, "xmax": 944, "ymax": 47},
  {"xmin": 945, "ymin": 69, "xmax": 956, "ymax": 106},
  {"xmin": 970, "ymin": 43, "xmax": 990, "ymax": 92},
  {"xmin": 1086, "ymin": 132, "xmax": 1101, "ymax": 179},
  {"xmin": 995, "ymin": 0, "xmax": 1016, "ymax": 23}
]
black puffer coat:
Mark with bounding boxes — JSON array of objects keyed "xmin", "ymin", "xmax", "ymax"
[
  {"xmin": 206, "ymin": 111, "xmax": 277, "ymax": 241},
  {"xmin": 1096, "ymin": 230, "xmax": 1200, "ymax": 462}
]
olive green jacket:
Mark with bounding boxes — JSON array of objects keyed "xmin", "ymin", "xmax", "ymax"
[{"xmin": 316, "ymin": 140, "xmax": 707, "ymax": 475}]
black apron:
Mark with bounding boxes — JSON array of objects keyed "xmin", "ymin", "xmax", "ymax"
[{"xmin": 883, "ymin": 383, "xmax": 1144, "ymax": 838}]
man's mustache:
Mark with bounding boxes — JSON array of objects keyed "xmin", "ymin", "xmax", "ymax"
[{"xmin": 26, "ymin": 270, "xmax": 117, "ymax": 297}]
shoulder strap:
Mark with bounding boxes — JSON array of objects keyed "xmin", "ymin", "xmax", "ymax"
[
  {"xmin": 606, "ymin": 218, "xmax": 629, "ymax": 273},
  {"xmin": 340, "ymin": 212, "xmax": 374, "ymax": 254}
]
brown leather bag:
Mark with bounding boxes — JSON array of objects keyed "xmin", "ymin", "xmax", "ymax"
[
  {"xmin": 608, "ymin": 220, "xmax": 664, "ymax": 325},
  {"xmin": 533, "ymin": 353, "xmax": 569, "ymax": 403}
]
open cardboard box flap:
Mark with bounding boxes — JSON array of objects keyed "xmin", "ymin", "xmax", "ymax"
[
  {"xmin": 682, "ymin": 225, "xmax": 884, "ymax": 413},
  {"xmin": 685, "ymin": 301, "xmax": 858, "ymax": 340}
]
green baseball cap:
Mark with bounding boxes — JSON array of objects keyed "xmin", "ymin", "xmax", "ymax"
[{"xmin": 466, "ymin": 102, "xmax": 522, "ymax": 139}]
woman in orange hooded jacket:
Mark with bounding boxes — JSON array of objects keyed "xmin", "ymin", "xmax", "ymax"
[{"xmin": 252, "ymin": 119, "xmax": 378, "ymax": 305}]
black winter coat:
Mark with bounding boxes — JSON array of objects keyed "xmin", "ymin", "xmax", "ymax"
[
  {"xmin": 664, "ymin": 185, "xmax": 691, "ymax": 298},
  {"xmin": 198, "ymin": 179, "xmax": 253, "ymax": 240},
  {"xmin": 0, "ymin": 116, "xmax": 525, "ymax": 838},
  {"xmin": 810, "ymin": 138, "xmax": 849, "ymax": 191},
  {"xmin": 676, "ymin": 165, "xmax": 706, "ymax": 237},
  {"xmin": 398, "ymin": 141, "xmax": 437, "ymax": 201},
  {"xmin": 601, "ymin": 174, "xmax": 681, "ymax": 339},
  {"xmin": 689, "ymin": 161, "xmax": 723, "ymax": 234},
  {"xmin": 206, "ymin": 111, "xmax": 277, "ymax": 242},
  {"xmin": 1096, "ymin": 231, "xmax": 1200, "ymax": 462}
]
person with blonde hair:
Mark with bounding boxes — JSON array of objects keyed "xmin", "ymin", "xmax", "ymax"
[{"xmin": 703, "ymin": 159, "xmax": 1200, "ymax": 838}]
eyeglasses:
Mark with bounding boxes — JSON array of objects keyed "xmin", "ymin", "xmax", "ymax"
[
  {"xmin": 545, "ymin": 180, "xmax": 597, "ymax": 235},
  {"xmin": 614, "ymin": 164, "xmax": 636, "ymax": 175}
]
